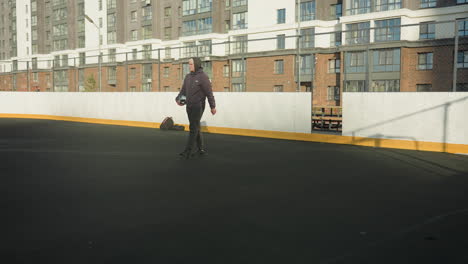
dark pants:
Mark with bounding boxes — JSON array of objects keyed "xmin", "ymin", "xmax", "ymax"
[{"xmin": 184, "ymin": 103, "xmax": 205, "ymax": 152}]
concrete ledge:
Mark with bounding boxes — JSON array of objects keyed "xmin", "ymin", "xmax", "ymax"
[{"xmin": 2, "ymin": 113, "xmax": 468, "ymax": 155}]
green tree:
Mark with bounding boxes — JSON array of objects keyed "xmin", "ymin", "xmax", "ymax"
[{"xmin": 84, "ymin": 74, "xmax": 97, "ymax": 92}]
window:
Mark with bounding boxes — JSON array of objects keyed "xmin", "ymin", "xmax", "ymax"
[
  {"xmin": 232, "ymin": 59, "xmax": 245, "ymax": 77},
  {"xmin": 232, "ymin": 0, "xmax": 247, "ymax": 7},
  {"xmin": 345, "ymin": 51, "xmax": 366, "ymax": 73},
  {"xmin": 420, "ymin": 22, "xmax": 435, "ymax": 39},
  {"xmin": 130, "ymin": 68, "xmax": 136, "ymax": 79},
  {"xmin": 420, "ymin": 0, "xmax": 436, "ymax": 8},
  {"xmin": 417, "ymin": 84, "xmax": 432, "ymax": 92},
  {"xmin": 165, "ymin": 7, "xmax": 171, "ymax": 17},
  {"xmin": 183, "ymin": 20, "xmax": 197, "ymax": 36},
  {"xmin": 142, "ymin": 25, "xmax": 152, "ymax": 39},
  {"xmin": 142, "ymin": 83, "xmax": 152, "ymax": 92},
  {"xmin": 331, "ymin": 32, "xmax": 342, "ymax": 47},
  {"xmin": 375, "ymin": 0, "xmax": 402, "ymax": 11},
  {"xmin": 198, "ymin": 17, "xmax": 213, "ymax": 34},
  {"xmin": 277, "ymin": 34, "xmax": 285, "ymax": 49},
  {"xmin": 373, "ymin": 49, "xmax": 400, "ymax": 72},
  {"xmin": 132, "ymin": 49, "xmax": 138, "ymax": 60},
  {"xmin": 346, "ymin": 0, "xmax": 371, "ymax": 15},
  {"xmin": 99, "ymin": 18, "xmax": 103, "ymax": 28},
  {"xmin": 142, "ymin": 64, "xmax": 152, "ymax": 81},
  {"xmin": 371, "ymin": 80, "xmax": 400, "ymax": 92},
  {"xmin": 31, "ymin": 1, "xmax": 37, "ymax": 12},
  {"xmin": 131, "ymin": 30, "xmax": 138, "ymax": 41},
  {"xmin": 198, "ymin": 0, "xmax": 212, "ymax": 13},
  {"xmin": 277, "ymin": 9, "xmax": 285, "ymax": 24},
  {"xmin": 418, "ymin": 52, "xmax": 433, "ymax": 70},
  {"xmin": 375, "ymin": 18, "xmax": 400, "ymax": 42},
  {"xmin": 458, "ymin": 19, "xmax": 468, "ymax": 36},
  {"xmin": 107, "ymin": 31, "xmax": 116, "ymax": 44},
  {"xmin": 300, "ymin": 55, "xmax": 313, "ymax": 74},
  {"xmin": 457, "ymin": 0, "xmax": 468, "ymax": 3},
  {"xmin": 300, "ymin": 28, "xmax": 315, "ymax": 48},
  {"xmin": 223, "ymin": 65, "xmax": 229, "ymax": 77},
  {"xmin": 54, "ymin": 55, "xmax": 61, "ymax": 67},
  {"xmin": 328, "ymin": 86, "xmax": 340, "ymax": 100},
  {"xmin": 233, "ymin": 12, "xmax": 247, "ymax": 30},
  {"xmin": 53, "ymin": 23, "xmax": 67, "ymax": 37},
  {"xmin": 108, "ymin": 66, "xmax": 117, "ymax": 81},
  {"xmin": 274, "ymin": 85, "xmax": 283, "ymax": 92},
  {"xmin": 164, "ymin": 27, "xmax": 171, "ymax": 39},
  {"xmin": 107, "ymin": 13, "xmax": 116, "ymax": 28},
  {"xmin": 165, "ymin": 47, "xmax": 171, "ymax": 59},
  {"xmin": 32, "ymin": 58, "xmax": 38, "ymax": 70},
  {"xmin": 345, "ymin": 80, "xmax": 366, "ymax": 92},
  {"xmin": 107, "ymin": 0, "xmax": 117, "ymax": 9},
  {"xmin": 142, "ymin": 6, "xmax": 152, "ymax": 21},
  {"xmin": 79, "ymin": 52, "xmax": 86, "ymax": 65},
  {"xmin": 164, "ymin": 86, "xmax": 171, "ymax": 92},
  {"xmin": 201, "ymin": 61, "xmax": 212, "ymax": 79},
  {"xmin": 232, "ymin": 83, "xmax": 246, "ymax": 92},
  {"xmin": 163, "ymin": 67, "xmax": 170, "ymax": 78},
  {"xmin": 330, "ymin": 4, "xmax": 342, "ymax": 19},
  {"xmin": 99, "ymin": 0, "xmax": 102, "ymax": 10},
  {"xmin": 78, "ymin": 19, "xmax": 85, "ymax": 33},
  {"xmin": 130, "ymin": 86, "xmax": 136, "ymax": 92},
  {"xmin": 78, "ymin": 36, "xmax": 85, "ymax": 48},
  {"xmin": 198, "ymin": 40, "xmax": 212, "ymax": 57},
  {"xmin": 31, "ymin": 16, "xmax": 37, "ymax": 26},
  {"xmin": 109, "ymin": 48, "xmax": 116, "ymax": 63},
  {"xmin": 182, "ymin": 0, "xmax": 197, "ymax": 16},
  {"xmin": 183, "ymin": 41, "xmax": 197, "ymax": 58},
  {"xmin": 131, "ymin": 11, "xmax": 137, "ymax": 22},
  {"xmin": 182, "ymin": 63, "xmax": 190, "ymax": 77},
  {"xmin": 328, "ymin": 59, "xmax": 340, "ymax": 73},
  {"xmin": 458, "ymin": 51, "xmax": 468, "ymax": 68},
  {"xmin": 346, "ymin": 22, "xmax": 370, "ymax": 44},
  {"xmin": 143, "ymin": 44, "xmax": 152, "ymax": 60},
  {"xmin": 274, "ymin": 60, "xmax": 284, "ymax": 74},
  {"xmin": 300, "ymin": 1, "xmax": 315, "ymax": 21},
  {"xmin": 232, "ymin": 35, "xmax": 247, "ymax": 54}
]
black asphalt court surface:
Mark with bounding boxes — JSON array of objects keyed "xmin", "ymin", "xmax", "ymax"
[{"xmin": 2, "ymin": 118, "xmax": 468, "ymax": 264}]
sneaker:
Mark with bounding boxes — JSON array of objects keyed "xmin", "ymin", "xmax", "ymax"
[{"xmin": 197, "ymin": 149, "xmax": 207, "ymax": 156}]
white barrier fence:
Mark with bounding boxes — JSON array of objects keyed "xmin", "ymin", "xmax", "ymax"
[
  {"xmin": 0, "ymin": 92, "xmax": 312, "ymax": 134},
  {"xmin": 343, "ymin": 92, "xmax": 468, "ymax": 146}
]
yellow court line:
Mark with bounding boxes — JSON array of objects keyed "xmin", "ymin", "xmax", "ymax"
[{"xmin": 2, "ymin": 113, "xmax": 468, "ymax": 155}]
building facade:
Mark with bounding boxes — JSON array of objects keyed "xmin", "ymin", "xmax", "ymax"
[{"xmin": 0, "ymin": 0, "xmax": 467, "ymax": 107}]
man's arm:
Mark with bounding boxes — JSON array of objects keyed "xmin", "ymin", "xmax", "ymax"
[{"xmin": 201, "ymin": 74, "xmax": 216, "ymax": 110}]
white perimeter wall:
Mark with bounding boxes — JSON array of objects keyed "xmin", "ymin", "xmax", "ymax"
[
  {"xmin": 0, "ymin": 92, "xmax": 312, "ymax": 134},
  {"xmin": 343, "ymin": 93, "xmax": 468, "ymax": 145}
]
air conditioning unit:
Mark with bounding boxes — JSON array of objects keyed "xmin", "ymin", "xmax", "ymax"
[
  {"xmin": 147, "ymin": 79, "xmax": 152, "ymax": 83},
  {"xmin": 145, "ymin": 0, "xmax": 151, "ymax": 5}
]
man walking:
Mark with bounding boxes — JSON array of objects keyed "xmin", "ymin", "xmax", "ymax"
[{"xmin": 176, "ymin": 57, "xmax": 216, "ymax": 159}]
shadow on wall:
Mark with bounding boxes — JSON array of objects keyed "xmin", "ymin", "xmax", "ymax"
[{"xmin": 348, "ymin": 95, "xmax": 468, "ymax": 153}]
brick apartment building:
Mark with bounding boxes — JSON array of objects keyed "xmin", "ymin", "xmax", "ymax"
[{"xmin": 0, "ymin": 0, "xmax": 467, "ymax": 107}]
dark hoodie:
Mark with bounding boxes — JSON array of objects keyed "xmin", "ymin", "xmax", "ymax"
[{"xmin": 176, "ymin": 57, "xmax": 216, "ymax": 109}]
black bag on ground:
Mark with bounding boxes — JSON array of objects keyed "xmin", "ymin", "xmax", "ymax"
[{"xmin": 160, "ymin": 117, "xmax": 174, "ymax": 130}]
